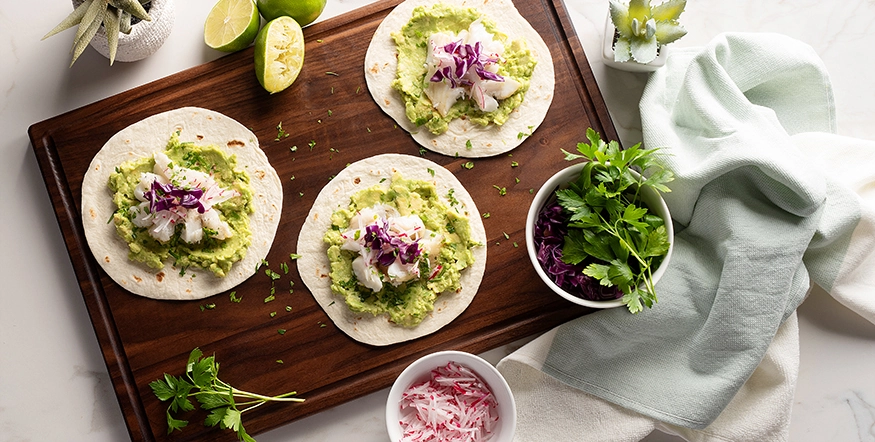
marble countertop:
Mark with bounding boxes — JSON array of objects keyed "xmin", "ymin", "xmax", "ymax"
[{"xmin": 1, "ymin": 0, "xmax": 873, "ymax": 441}]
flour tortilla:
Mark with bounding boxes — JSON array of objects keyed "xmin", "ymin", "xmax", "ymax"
[
  {"xmin": 81, "ymin": 107, "xmax": 282, "ymax": 300},
  {"xmin": 364, "ymin": 0, "xmax": 554, "ymax": 158},
  {"xmin": 297, "ymin": 154, "xmax": 487, "ymax": 346}
]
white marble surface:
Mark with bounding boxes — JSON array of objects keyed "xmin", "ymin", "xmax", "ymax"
[{"xmin": 1, "ymin": 0, "xmax": 873, "ymax": 441}]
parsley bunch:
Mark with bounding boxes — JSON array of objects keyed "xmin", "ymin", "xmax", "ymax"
[
  {"xmin": 149, "ymin": 348, "xmax": 304, "ymax": 441},
  {"xmin": 558, "ymin": 128, "xmax": 674, "ymax": 313}
]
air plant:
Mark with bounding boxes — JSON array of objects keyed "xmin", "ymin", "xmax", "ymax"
[
  {"xmin": 609, "ymin": 0, "xmax": 687, "ymax": 64},
  {"xmin": 43, "ymin": 0, "xmax": 153, "ymax": 66}
]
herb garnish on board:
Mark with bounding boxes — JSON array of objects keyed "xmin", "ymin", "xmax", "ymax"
[
  {"xmin": 556, "ymin": 128, "xmax": 673, "ymax": 313},
  {"xmin": 149, "ymin": 348, "xmax": 304, "ymax": 441}
]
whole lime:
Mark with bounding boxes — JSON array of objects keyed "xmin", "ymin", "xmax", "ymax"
[{"xmin": 257, "ymin": 0, "xmax": 327, "ymax": 27}]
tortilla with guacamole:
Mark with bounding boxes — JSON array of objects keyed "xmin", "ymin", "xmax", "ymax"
[
  {"xmin": 81, "ymin": 107, "xmax": 282, "ymax": 300},
  {"xmin": 364, "ymin": 0, "xmax": 554, "ymax": 158},
  {"xmin": 296, "ymin": 154, "xmax": 487, "ymax": 346}
]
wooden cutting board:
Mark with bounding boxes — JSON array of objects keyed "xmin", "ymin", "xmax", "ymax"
[{"xmin": 28, "ymin": 0, "xmax": 617, "ymax": 440}]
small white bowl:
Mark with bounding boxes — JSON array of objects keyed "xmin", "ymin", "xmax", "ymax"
[
  {"xmin": 386, "ymin": 350, "xmax": 516, "ymax": 442},
  {"xmin": 525, "ymin": 162, "xmax": 674, "ymax": 309}
]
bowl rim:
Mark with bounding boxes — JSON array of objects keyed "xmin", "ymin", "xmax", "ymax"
[
  {"xmin": 525, "ymin": 161, "xmax": 674, "ymax": 309},
  {"xmin": 385, "ymin": 350, "xmax": 517, "ymax": 442}
]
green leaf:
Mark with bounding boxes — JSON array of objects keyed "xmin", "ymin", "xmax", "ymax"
[
  {"xmin": 561, "ymin": 148, "xmax": 586, "ymax": 161},
  {"xmin": 42, "ymin": 0, "xmax": 92, "ymax": 40},
  {"xmin": 583, "ymin": 263, "xmax": 612, "ymax": 286},
  {"xmin": 644, "ymin": 167, "xmax": 674, "ymax": 193},
  {"xmin": 641, "ymin": 225, "xmax": 670, "ymax": 258},
  {"xmin": 104, "ymin": 6, "xmax": 120, "ymax": 64},
  {"xmin": 186, "ymin": 348, "xmax": 204, "ymax": 374},
  {"xmin": 628, "ymin": 0, "xmax": 652, "ymax": 22},
  {"xmin": 655, "ymin": 21, "xmax": 687, "ymax": 45},
  {"xmin": 583, "ymin": 230, "xmax": 616, "ymax": 263},
  {"xmin": 604, "ymin": 140, "xmax": 622, "ymax": 159},
  {"xmin": 197, "ymin": 392, "xmax": 231, "ymax": 410},
  {"xmin": 149, "ymin": 378, "xmax": 175, "ymax": 401},
  {"xmin": 621, "ymin": 204, "xmax": 650, "ymax": 231},
  {"xmin": 109, "ymin": 0, "xmax": 151, "ymax": 21},
  {"xmin": 222, "ymin": 408, "xmax": 243, "ymax": 432},
  {"xmin": 608, "ymin": 0, "xmax": 632, "ymax": 38},
  {"xmin": 70, "ymin": 2, "xmax": 106, "ymax": 66},
  {"xmin": 560, "ymin": 230, "xmax": 589, "ymax": 265},
  {"xmin": 609, "ymin": 235, "xmax": 630, "ymax": 263},
  {"xmin": 556, "ymin": 189, "xmax": 591, "ymax": 221},
  {"xmin": 630, "ymin": 34, "xmax": 659, "ymax": 64},
  {"xmin": 651, "ymin": 0, "xmax": 686, "ymax": 21},
  {"xmin": 166, "ymin": 409, "xmax": 189, "ymax": 434},
  {"xmin": 608, "ymin": 260, "xmax": 635, "ymax": 293},
  {"xmin": 567, "ymin": 212, "xmax": 603, "ymax": 230},
  {"xmin": 622, "ymin": 291, "xmax": 644, "ymax": 314},
  {"xmin": 584, "ymin": 186, "xmax": 608, "ymax": 208},
  {"xmin": 119, "ymin": 10, "xmax": 132, "ymax": 34},
  {"xmin": 205, "ymin": 406, "xmax": 228, "ymax": 427}
]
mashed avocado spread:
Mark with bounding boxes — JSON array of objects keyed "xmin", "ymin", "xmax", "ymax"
[
  {"xmin": 108, "ymin": 133, "xmax": 254, "ymax": 277},
  {"xmin": 324, "ymin": 173, "xmax": 476, "ymax": 327},
  {"xmin": 391, "ymin": 4, "xmax": 537, "ymax": 135}
]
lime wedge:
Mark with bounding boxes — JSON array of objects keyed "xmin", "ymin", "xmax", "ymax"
[
  {"xmin": 204, "ymin": 0, "xmax": 260, "ymax": 53},
  {"xmin": 254, "ymin": 16, "xmax": 305, "ymax": 94}
]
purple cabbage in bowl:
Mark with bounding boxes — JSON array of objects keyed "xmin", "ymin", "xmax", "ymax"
[{"xmin": 533, "ymin": 202, "xmax": 623, "ymax": 302}]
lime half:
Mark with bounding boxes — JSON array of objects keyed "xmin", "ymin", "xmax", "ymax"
[
  {"xmin": 254, "ymin": 16, "xmax": 305, "ymax": 94},
  {"xmin": 204, "ymin": 0, "xmax": 260, "ymax": 52}
]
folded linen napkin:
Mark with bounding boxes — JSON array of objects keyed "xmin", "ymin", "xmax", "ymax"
[{"xmin": 497, "ymin": 32, "xmax": 875, "ymax": 441}]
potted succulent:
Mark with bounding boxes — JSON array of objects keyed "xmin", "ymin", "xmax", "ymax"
[
  {"xmin": 526, "ymin": 129, "xmax": 674, "ymax": 314},
  {"xmin": 43, "ymin": 0, "xmax": 175, "ymax": 66},
  {"xmin": 602, "ymin": 0, "xmax": 687, "ymax": 72}
]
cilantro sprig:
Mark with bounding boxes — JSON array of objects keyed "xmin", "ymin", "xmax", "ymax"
[
  {"xmin": 149, "ymin": 348, "xmax": 304, "ymax": 441},
  {"xmin": 557, "ymin": 128, "xmax": 673, "ymax": 313}
]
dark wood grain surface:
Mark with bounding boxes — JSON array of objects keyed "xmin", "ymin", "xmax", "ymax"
[{"xmin": 28, "ymin": 0, "xmax": 617, "ymax": 440}]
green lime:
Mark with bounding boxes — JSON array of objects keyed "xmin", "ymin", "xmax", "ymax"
[
  {"xmin": 204, "ymin": 0, "xmax": 261, "ymax": 52},
  {"xmin": 254, "ymin": 16, "xmax": 305, "ymax": 94},
  {"xmin": 257, "ymin": 0, "xmax": 327, "ymax": 27}
]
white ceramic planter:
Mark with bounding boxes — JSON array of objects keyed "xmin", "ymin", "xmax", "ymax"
[
  {"xmin": 601, "ymin": 13, "xmax": 667, "ymax": 73},
  {"xmin": 72, "ymin": 0, "xmax": 175, "ymax": 63}
]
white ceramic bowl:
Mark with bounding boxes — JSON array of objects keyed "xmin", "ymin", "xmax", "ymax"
[
  {"xmin": 386, "ymin": 350, "xmax": 516, "ymax": 442},
  {"xmin": 525, "ymin": 162, "xmax": 674, "ymax": 309}
]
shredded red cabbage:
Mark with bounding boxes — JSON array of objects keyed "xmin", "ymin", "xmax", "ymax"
[
  {"xmin": 144, "ymin": 181, "xmax": 206, "ymax": 214},
  {"xmin": 363, "ymin": 220, "xmax": 421, "ymax": 266},
  {"xmin": 534, "ymin": 203, "xmax": 623, "ymax": 301},
  {"xmin": 430, "ymin": 40, "xmax": 504, "ymax": 88}
]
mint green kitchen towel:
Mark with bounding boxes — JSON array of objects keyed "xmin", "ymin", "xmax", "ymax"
[{"xmin": 498, "ymin": 32, "xmax": 875, "ymax": 437}]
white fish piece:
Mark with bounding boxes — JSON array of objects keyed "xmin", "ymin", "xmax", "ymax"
[
  {"xmin": 181, "ymin": 209, "xmax": 204, "ymax": 244},
  {"xmin": 174, "ymin": 168, "xmax": 211, "ymax": 190},
  {"xmin": 150, "ymin": 209, "xmax": 180, "ymax": 243},
  {"xmin": 387, "ymin": 260, "xmax": 419, "ymax": 285},
  {"xmin": 426, "ymin": 81, "xmax": 466, "ymax": 116},
  {"xmin": 352, "ymin": 256, "xmax": 383, "ymax": 292},
  {"xmin": 201, "ymin": 208, "xmax": 233, "ymax": 240},
  {"xmin": 134, "ymin": 172, "xmax": 163, "ymax": 201},
  {"xmin": 153, "ymin": 151, "xmax": 173, "ymax": 178},
  {"xmin": 129, "ymin": 201, "xmax": 153, "ymax": 228},
  {"xmin": 481, "ymin": 76, "xmax": 521, "ymax": 100}
]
